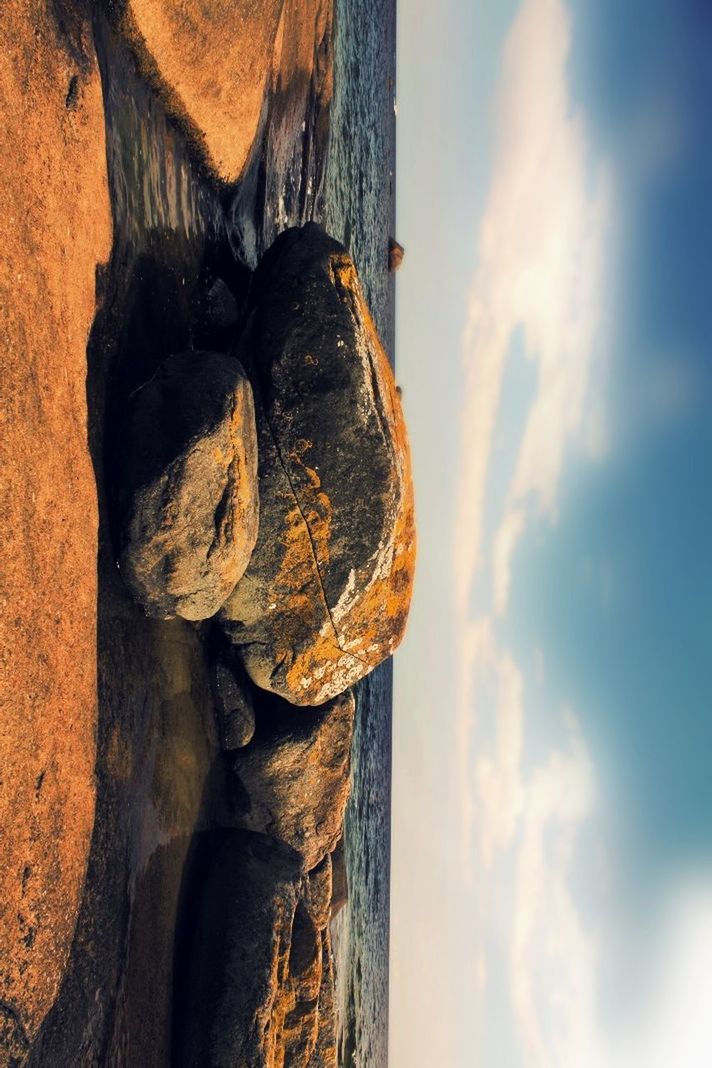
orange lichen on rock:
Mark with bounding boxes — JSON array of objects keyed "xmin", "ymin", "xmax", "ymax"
[
  {"xmin": 221, "ymin": 225, "xmax": 416, "ymax": 705},
  {"xmin": 232, "ymin": 690, "xmax": 355, "ymax": 870},
  {"xmin": 178, "ymin": 833, "xmax": 339, "ymax": 1067},
  {"xmin": 0, "ymin": 0, "xmax": 112, "ymax": 1045}
]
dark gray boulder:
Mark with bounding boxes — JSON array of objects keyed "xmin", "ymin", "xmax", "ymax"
[
  {"xmin": 230, "ymin": 689, "xmax": 355, "ymax": 871},
  {"xmin": 220, "ymin": 223, "xmax": 416, "ymax": 705},
  {"xmin": 117, "ymin": 350, "xmax": 259, "ymax": 621}
]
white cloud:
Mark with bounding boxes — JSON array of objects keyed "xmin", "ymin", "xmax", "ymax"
[
  {"xmin": 510, "ymin": 718, "xmax": 599, "ymax": 1068},
  {"xmin": 450, "ymin": 0, "xmax": 615, "ymax": 1060},
  {"xmin": 454, "ymin": 0, "xmax": 612, "ymax": 983},
  {"xmin": 492, "ymin": 508, "xmax": 526, "ymax": 616},
  {"xmin": 454, "ymin": 0, "xmax": 611, "ymax": 619},
  {"xmin": 475, "ymin": 648, "xmax": 525, "ymax": 868},
  {"xmin": 603, "ymin": 882, "xmax": 712, "ymax": 1068}
]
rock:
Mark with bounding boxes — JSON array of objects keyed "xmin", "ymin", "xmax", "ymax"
[
  {"xmin": 117, "ymin": 350, "xmax": 259, "ymax": 622},
  {"xmin": 176, "ymin": 830, "xmax": 338, "ymax": 1068},
  {"xmin": 116, "ymin": 0, "xmax": 285, "ymax": 180},
  {"xmin": 208, "ymin": 637, "xmax": 256, "ymax": 749},
  {"xmin": 388, "ymin": 237, "xmax": 405, "ymax": 271},
  {"xmin": 203, "ymin": 277, "xmax": 241, "ymax": 338},
  {"xmin": 220, "ymin": 224, "xmax": 416, "ymax": 705},
  {"xmin": 231, "ymin": 689, "xmax": 355, "ymax": 871},
  {"xmin": 308, "ymin": 934, "xmax": 338, "ymax": 1067},
  {"xmin": 0, "ymin": 1, "xmax": 112, "ymax": 1046},
  {"xmin": 175, "ymin": 830, "xmax": 302, "ymax": 1067}
]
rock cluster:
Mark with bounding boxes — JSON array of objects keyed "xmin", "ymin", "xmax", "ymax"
[
  {"xmin": 109, "ymin": 224, "xmax": 414, "ymax": 1063},
  {"xmin": 108, "ymin": 224, "xmax": 414, "ymax": 1062},
  {"xmin": 2, "ymin": 0, "xmax": 414, "ymax": 1056},
  {"xmin": 118, "ymin": 224, "xmax": 415, "ymax": 704}
]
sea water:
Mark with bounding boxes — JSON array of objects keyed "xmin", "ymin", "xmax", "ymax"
[{"xmin": 324, "ymin": 1, "xmax": 397, "ymax": 1064}]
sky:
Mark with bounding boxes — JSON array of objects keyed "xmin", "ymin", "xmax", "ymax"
[{"xmin": 392, "ymin": 1, "xmax": 712, "ymax": 1065}]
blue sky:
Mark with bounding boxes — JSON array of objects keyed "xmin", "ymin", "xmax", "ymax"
[{"xmin": 392, "ymin": 1, "xmax": 712, "ymax": 1065}]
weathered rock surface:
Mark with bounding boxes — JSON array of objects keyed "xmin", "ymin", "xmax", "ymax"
[
  {"xmin": 209, "ymin": 635, "xmax": 256, "ymax": 749},
  {"xmin": 231, "ymin": 689, "xmax": 355, "ymax": 871},
  {"xmin": 177, "ymin": 830, "xmax": 339, "ymax": 1068},
  {"xmin": 0, "ymin": 0, "xmax": 112, "ymax": 1048},
  {"xmin": 117, "ymin": 350, "xmax": 259, "ymax": 621},
  {"xmin": 116, "ymin": 0, "xmax": 285, "ymax": 181},
  {"xmin": 221, "ymin": 224, "xmax": 416, "ymax": 704}
]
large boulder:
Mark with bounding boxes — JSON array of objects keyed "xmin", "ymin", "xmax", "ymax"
[
  {"xmin": 116, "ymin": 0, "xmax": 334, "ymax": 186},
  {"xmin": 0, "ymin": 1, "xmax": 112, "ymax": 1046},
  {"xmin": 220, "ymin": 224, "xmax": 416, "ymax": 705},
  {"xmin": 116, "ymin": 0, "xmax": 285, "ymax": 181},
  {"xmin": 231, "ymin": 689, "xmax": 355, "ymax": 871},
  {"xmin": 117, "ymin": 351, "xmax": 259, "ymax": 621},
  {"xmin": 176, "ymin": 831, "xmax": 339, "ymax": 1068}
]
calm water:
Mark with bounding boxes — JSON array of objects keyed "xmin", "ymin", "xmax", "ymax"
[{"xmin": 323, "ymin": 2, "xmax": 397, "ymax": 1065}]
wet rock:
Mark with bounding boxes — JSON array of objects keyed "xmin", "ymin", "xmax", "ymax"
[
  {"xmin": 220, "ymin": 223, "xmax": 416, "ymax": 705},
  {"xmin": 388, "ymin": 237, "xmax": 405, "ymax": 271},
  {"xmin": 209, "ymin": 638, "xmax": 256, "ymax": 749},
  {"xmin": 117, "ymin": 350, "xmax": 259, "ymax": 621},
  {"xmin": 231, "ymin": 689, "xmax": 355, "ymax": 870},
  {"xmin": 116, "ymin": 0, "xmax": 285, "ymax": 180},
  {"xmin": 176, "ymin": 830, "xmax": 338, "ymax": 1068}
]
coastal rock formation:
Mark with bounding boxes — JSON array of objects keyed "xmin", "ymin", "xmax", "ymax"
[
  {"xmin": 117, "ymin": 351, "xmax": 259, "ymax": 621},
  {"xmin": 388, "ymin": 237, "xmax": 405, "ymax": 271},
  {"xmin": 221, "ymin": 224, "xmax": 416, "ymax": 705},
  {"xmin": 177, "ymin": 831, "xmax": 338, "ymax": 1068},
  {"xmin": 116, "ymin": 0, "xmax": 334, "ymax": 187},
  {"xmin": 0, "ymin": 1, "xmax": 112, "ymax": 1046},
  {"xmin": 116, "ymin": 0, "xmax": 285, "ymax": 180},
  {"xmin": 231, "ymin": 689, "xmax": 355, "ymax": 870}
]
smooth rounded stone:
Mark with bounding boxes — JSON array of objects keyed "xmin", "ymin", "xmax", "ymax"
[
  {"xmin": 116, "ymin": 0, "xmax": 285, "ymax": 180},
  {"xmin": 209, "ymin": 640, "xmax": 256, "ymax": 749},
  {"xmin": 220, "ymin": 223, "xmax": 416, "ymax": 705},
  {"xmin": 117, "ymin": 351, "xmax": 259, "ymax": 621},
  {"xmin": 231, "ymin": 689, "xmax": 355, "ymax": 871}
]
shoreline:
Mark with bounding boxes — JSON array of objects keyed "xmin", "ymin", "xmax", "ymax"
[{"xmin": 1, "ymin": 1, "xmax": 403, "ymax": 1063}]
